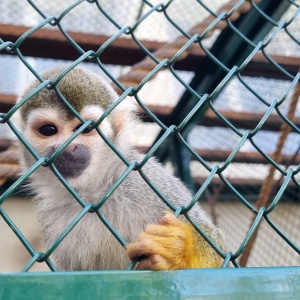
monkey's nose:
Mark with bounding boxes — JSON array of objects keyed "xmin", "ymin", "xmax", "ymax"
[{"xmin": 46, "ymin": 144, "xmax": 91, "ymax": 178}]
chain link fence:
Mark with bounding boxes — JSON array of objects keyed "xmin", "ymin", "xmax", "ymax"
[{"xmin": 0, "ymin": 0, "xmax": 300, "ymax": 274}]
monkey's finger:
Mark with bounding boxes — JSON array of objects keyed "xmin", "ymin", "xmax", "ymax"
[
  {"xmin": 159, "ymin": 212, "xmax": 184, "ymax": 227},
  {"xmin": 127, "ymin": 242, "xmax": 146, "ymax": 260},
  {"xmin": 127, "ymin": 239, "xmax": 155, "ymax": 261},
  {"xmin": 127, "ymin": 236, "xmax": 170, "ymax": 261},
  {"xmin": 144, "ymin": 224, "xmax": 186, "ymax": 239},
  {"xmin": 136, "ymin": 254, "xmax": 173, "ymax": 271},
  {"xmin": 135, "ymin": 231, "xmax": 186, "ymax": 252},
  {"xmin": 127, "ymin": 235, "xmax": 185, "ymax": 262}
]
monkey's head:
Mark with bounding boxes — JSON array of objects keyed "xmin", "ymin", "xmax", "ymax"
[{"xmin": 15, "ymin": 67, "xmax": 133, "ymax": 186}]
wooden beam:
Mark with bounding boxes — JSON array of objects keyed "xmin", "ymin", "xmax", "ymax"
[
  {"xmin": 0, "ymin": 23, "xmax": 163, "ymax": 66},
  {"xmin": 193, "ymin": 176, "xmax": 271, "ymax": 187},
  {"xmin": 203, "ymin": 109, "xmax": 291, "ymax": 131},
  {"xmin": 139, "ymin": 104, "xmax": 300, "ymax": 132},
  {"xmin": 244, "ymin": 53, "xmax": 300, "ymax": 80},
  {"xmin": 136, "ymin": 145, "xmax": 300, "ymax": 165},
  {"xmin": 1, "ymin": 23, "xmax": 299, "ymax": 79},
  {"xmin": 0, "ymin": 94, "xmax": 16, "ymax": 113},
  {"xmin": 193, "ymin": 176, "xmax": 298, "ymax": 189},
  {"xmin": 191, "ymin": 148, "xmax": 300, "ymax": 165},
  {"xmin": 2, "ymin": 95, "xmax": 300, "ymax": 133}
]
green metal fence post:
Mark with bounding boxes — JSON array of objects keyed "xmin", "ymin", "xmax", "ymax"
[{"xmin": 153, "ymin": 0, "xmax": 292, "ymax": 187}]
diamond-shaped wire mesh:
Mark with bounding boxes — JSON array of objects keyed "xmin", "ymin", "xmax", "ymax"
[{"xmin": 0, "ymin": 0, "xmax": 299, "ymax": 272}]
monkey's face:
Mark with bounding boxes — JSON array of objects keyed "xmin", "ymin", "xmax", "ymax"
[{"xmin": 19, "ymin": 105, "xmax": 115, "ymax": 183}]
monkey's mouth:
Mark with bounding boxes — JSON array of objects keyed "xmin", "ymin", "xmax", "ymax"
[
  {"xmin": 47, "ymin": 144, "xmax": 91, "ymax": 179},
  {"xmin": 54, "ymin": 159, "xmax": 88, "ymax": 178}
]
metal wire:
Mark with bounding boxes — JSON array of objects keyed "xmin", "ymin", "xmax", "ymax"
[{"xmin": 0, "ymin": 0, "xmax": 299, "ymax": 271}]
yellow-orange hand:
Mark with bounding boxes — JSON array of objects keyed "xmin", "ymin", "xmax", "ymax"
[{"xmin": 127, "ymin": 212, "xmax": 223, "ymax": 270}]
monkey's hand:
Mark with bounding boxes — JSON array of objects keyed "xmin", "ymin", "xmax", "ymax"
[{"xmin": 127, "ymin": 212, "xmax": 224, "ymax": 270}]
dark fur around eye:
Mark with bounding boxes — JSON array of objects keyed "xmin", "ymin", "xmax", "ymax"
[{"xmin": 38, "ymin": 124, "xmax": 58, "ymax": 136}]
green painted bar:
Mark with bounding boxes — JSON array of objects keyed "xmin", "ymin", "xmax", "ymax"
[{"xmin": 0, "ymin": 267, "xmax": 299, "ymax": 299}]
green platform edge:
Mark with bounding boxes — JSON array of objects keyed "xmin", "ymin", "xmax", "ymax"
[{"xmin": 0, "ymin": 267, "xmax": 299, "ymax": 299}]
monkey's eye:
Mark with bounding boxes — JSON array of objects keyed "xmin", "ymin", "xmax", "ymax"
[
  {"xmin": 74, "ymin": 124, "xmax": 94, "ymax": 134},
  {"xmin": 38, "ymin": 124, "xmax": 58, "ymax": 136}
]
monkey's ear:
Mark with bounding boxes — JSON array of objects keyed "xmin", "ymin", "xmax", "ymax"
[{"xmin": 111, "ymin": 99, "xmax": 137, "ymax": 134}]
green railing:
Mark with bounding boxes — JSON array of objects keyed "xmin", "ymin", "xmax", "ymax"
[{"xmin": 0, "ymin": 0, "xmax": 299, "ymax": 298}]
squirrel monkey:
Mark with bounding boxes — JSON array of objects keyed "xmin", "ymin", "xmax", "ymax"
[{"xmin": 14, "ymin": 67, "xmax": 225, "ymax": 271}]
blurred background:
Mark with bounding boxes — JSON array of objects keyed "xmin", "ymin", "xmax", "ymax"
[{"xmin": 0, "ymin": 0, "xmax": 299, "ymax": 271}]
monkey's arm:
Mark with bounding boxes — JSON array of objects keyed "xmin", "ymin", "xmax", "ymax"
[{"xmin": 127, "ymin": 212, "xmax": 224, "ymax": 270}]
